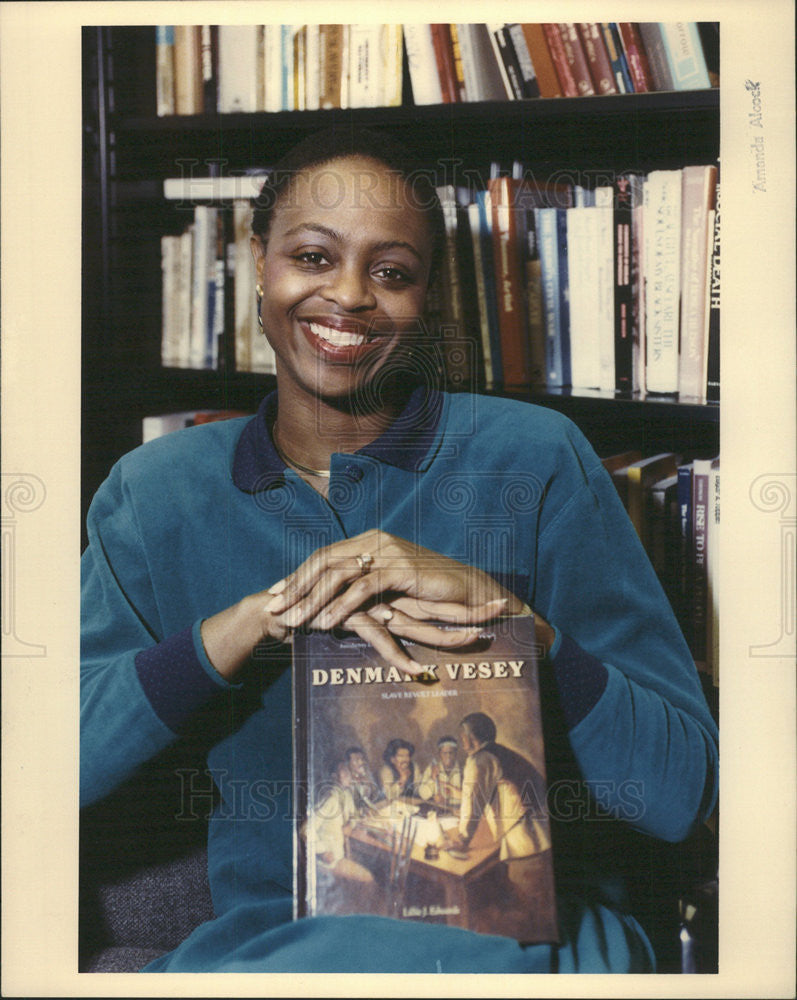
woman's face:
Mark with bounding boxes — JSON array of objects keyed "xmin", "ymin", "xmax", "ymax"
[{"xmin": 252, "ymin": 155, "xmax": 434, "ymax": 406}]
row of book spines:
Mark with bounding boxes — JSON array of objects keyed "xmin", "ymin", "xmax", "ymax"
[
  {"xmin": 409, "ymin": 22, "xmax": 715, "ymax": 104},
  {"xmin": 155, "ymin": 22, "xmax": 718, "ymax": 115},
  {"xmin": 604, "ymin": 450, "xmax": 720, "ymax": 685},
  {"xmin": 156, "ymin": 25, "xmax": 403, "ymax": 115},
  {"xmin": 160, "ymin": 203, "xmax": 275, "ymax": 374},
  {"xmin": 454, "ymin": 165, "xmax": 719, "ymax": 402}
]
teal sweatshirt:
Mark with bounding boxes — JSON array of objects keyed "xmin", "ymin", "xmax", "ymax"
[{"xmin": 81, "ymin": 389, "xmax": 718, "ymax": 972}]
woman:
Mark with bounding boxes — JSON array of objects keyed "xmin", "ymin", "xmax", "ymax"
[{"xmin": 81, "ymin": 127, "xmax": 718, "ymax": 973}]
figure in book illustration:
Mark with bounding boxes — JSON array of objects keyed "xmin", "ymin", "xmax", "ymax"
[{"xmin": 294, "ymin": 617, "xmax": 558, "ymax": 944}]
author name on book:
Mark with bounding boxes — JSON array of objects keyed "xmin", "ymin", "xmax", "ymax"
[{"xmin": 745, "ymin": 79, "xmax": 767, "ymax": 193}]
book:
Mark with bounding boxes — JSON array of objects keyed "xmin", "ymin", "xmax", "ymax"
[
  {"xmin": 142, "ymin": 409, "xmax": 249, "ymax": 443},
  {"xmin": 690, "ymin": 458, "xmax": 713, "ymax": 673},
  {"xmin": 473, "ymin": 189, "xmax": 503, "ymax": 387},
  {"xmin": 603, "ymin": 449, "xmax": 643, "ymax": 508},
  {"xmin": 403, "ymin": 24, "xmax": 444, "ymax": 105},
  {"xmin": 456, "ymin": 24, "xmax": 509, "ymax": 102},
  {"xmin": 647, "ymin": 472, "xmax": 681, "ymax": 612},
  {"xmin": 643, "ymin": 169, "xmax": 682, "ymax": 394},
  {"xmin": 318, "ymin": 25, "xmax": 350, "ymax": 110},
  {"xmin": 304, "ymin": 25, "xmax": 321, "ymax": 111},
  {"xmin": 659, "ymin": 23, "xmax": 712, "ymax": 91},
  {"xmin": 626, "ymin": 452, "xmax": 679, "ymax": 544},
  {"xmin": 628, "ymin": 173, "xmax": 646, "ymax": 394},
  {"xmin": 160, "ymin": 235, "xmax": 181, "ymax": 366},
  {"xmin": 600, "ymin": 23, "xmax": 633, "ymax": 94},
  {"xmin": 155, "ymin": 26, "xmax": 176, "ymax": 116},
  {"xmin": 617, "ymin": 23, "xmax": 653, "ymax": 93},
  {"xmin": 293, "ymin": 25, "xmax": 307, "ymax": 111},
  {"xmin": 466, "ymin": 201, "xmax": 494, "ymax": 390},
  {"xmin": 557, "ymin": 23, "xmax": 596, "ymax": 97},
  {"xmin": 174, "ymin": 25, "xmax": 203, "ymax": 114},
  {"xmin": 705, "ymin": 179, "xmax": 720, "ymax": 403},
  {"xmin": 678, "ymin": 164, "xmax": 718, "ymax": 401},
  {"xmin": 292, "ymin": 615, "xmax": 559, "ymax": 944},
  {"xmin": 637, "ymin": 23, "xmax": 675, "ymax": 92},
  {"xmin": 536, "ymin": 206, "xmax": 571, "ymax": 388},
  {"xmin": 447, "ymin": 24, "xmax": 468, "ymax": 102},
  {"xmin": 542, "ymin": 24, "xmax": 579, "ymax": 98},
  {"xmin": 506, "ymin": 24, "xmax": 541, "ymax": 99},
  {"xmin": 676, "ymin": 463, "xmax": 694, "ymax": 650},
  {"xmin": 380, "ymin": 25, "xmax": 404, "ymax": 107},
  {"xmin": 430, "ymin": 24, "xmax": 460, "ymax": 103},
  {"xmin": 349, "ymin": 24, "xmax": 379, "ymax": 109},
  {"xmin": 523, "ymin": 209, "xmax": 546, "ymax": 389},
  {"xmin": 706, "ymin": 460, "xmax": 720, "ymax": 686},
  {"xmin": 520, "ymin": 24, "xmax": 562, "ymax": 98},
  {"xmin": 200, "ymin": 25, "xmax": 218, "ymax": 113},
  {"xmin": 567, "ymin": 204, "xmax": 614, "ymax": 391},
  {"xmin": 613, "ymin": 176, "xmax": 634, "ymax": 392},
  {"xmin": 577, "ymin": 23, "xmax": 618, "ymax": 95}
]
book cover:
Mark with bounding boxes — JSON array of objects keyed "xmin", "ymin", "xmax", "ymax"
[
  {"xmin": 292, "ymin": 616, "xmax": 559, "ymax": 944},
  {"xmin": 155, "ymin": 26, "xmax": 175, "ymax": 116},
  {"xmin": 577, "ymin": 23, "xmax": 618, "ymax": 95},
  {"xmin": 456, "ymin": 24, "xmax": 509, "ymax": 102},
  {"xmin": 403, "ymin": 23, "xmax": 444, "ymax": 105},
  {"xmin": 557, "ymin": 23, "xmax": 596, "ymax": 96},
  {"xmin": 541, "ymin": 24, "xmax": 578, "ymax": 97},
  {"xmin": 617, "ymin": 23, "xmax": 653, "ymax": 93},
  {"xmin": 678, "ymin": 164, "xmax": 718, "ymax": 401},
  {"xmin": 643, "ymin": 169, "xmax": 682, "ymax": 394},
  {"xmin": 520, "ymin": 24, "xmax": 562, "ymax": 98}
]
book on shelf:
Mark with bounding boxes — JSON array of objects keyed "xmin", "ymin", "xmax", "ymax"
[
  {"xmin": 142, "ymin": 409, "xmax": 250, "ymax": 443},
  {"xmin": 625, "ymin": 452, "xmax": 679, "ymax": 545},
  {"xmin": 658, "ymin": 23, "xmax": 712, "ymax": 91},
  {"xmin": 616, "ymin": 23, "xmax": 653, "ymax": 93},
  {"xmin": 643, "ymin": 169, "xmax": 682, "ymax": 394},
  {"xmin": 536, "ymin": 206, "xmax": 571, "ymax": 388},
  {"xmin": 200, "ymin": 25, "xmax": 218, "ymax": 113},
  {"xmin": 455, "ymin": 24, "xmax": 509, "ymax": 102},
  {"xmin": 466, "ymin": 201, "xmax": 495, "ymax": 390},
  {"xmin": 577, "ymin": 23, "xmax": 619, "ymax": 96},
  {"xmin": 689, "ymin": 458, "xmax": 714, "ymax": 676},
  {"xmin": 637, "ymin": 23, "xmax": 675, "ymax": 92},
  {"xmin": 678, "ymin": 164, "xmax": 718, "ymax": 401},
  {"xmin": 557, "ymin": 23, "xmax": 596, "ymax": 97},
  {"xmin": 403, "ymin": 24, "xmax": 444, "ymax": 106},
  {"xmin": 705, "ymin": 178, "xmax": 721, "ymax": 403},
  {"xmin": 155, "ymin": 27, "xmax": 175, "ymax": 116},
  {"xmin": 647, "ymin": 471, "xmax": 682, "ymax": 617},
  {"xmin": 292, "ymin": 615, "xmax": 559, "ymax": 944},
  {"xmin": 216, "ymin": 25, "xmax": 261, "ymax": 113},
  {"xmin": 174, "ymin": 25, "xmax": 203, "ymax": 114},
  {"xmin": 706, "ymin": 460, "xmax": 720, "ymax": 687},
  {"xmin": 566, "ymin": 203, "xmax": 614, "ymax": 391},
  {"xmin": 318, "ymin": 24, "xmax": 350, "ymax": 110},
  {"xmin": 520, "ymin": 24, "xmax": 562, "ymax": 98},
  {"xmin": 430, "ymin": 24, "xmax": 460, "ymax": 103},
  {"xmin": 601, "ymin": 23, "xmax": 633, "ymax": 94},
  {"xmin": 505, "ymin": 24, "xmax": 541, "ymax": 100},
  {"xmin": 541, "ymin": 24, "xmax": 579, "ymax": 97}
]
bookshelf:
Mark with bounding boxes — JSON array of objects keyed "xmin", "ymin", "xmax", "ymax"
[{"xmin": 82, "ymin": 25, "xmax": 720, "ymax": 540}]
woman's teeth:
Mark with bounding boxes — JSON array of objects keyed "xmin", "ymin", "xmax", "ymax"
[{"xmin": 308, "ymin": 322, "xmax": 366, "ymax": 347}]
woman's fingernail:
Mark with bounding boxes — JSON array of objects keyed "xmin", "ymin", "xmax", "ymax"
[
  {"xmin": 267, "ymin": 579, "xmax": 286, "ymax": 596},
  {"xmin": 280, "ymin": 605, "xmax": 305, "ymax": 628}
]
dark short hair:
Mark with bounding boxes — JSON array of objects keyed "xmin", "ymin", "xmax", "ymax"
[
  {"xmin": 344, "ymin": 745, "xmax": 365, "ymax": 761},
  {"xmin": 383, "ymin": 738, "xmax": 414, "ymax": 763},
  {"xmin": 251, "ymin": 126, "xmax": 445, "ymax": 281},
  {"xmin": 460, "ymin": 712, "xmax": 496, "ymax": 745}
]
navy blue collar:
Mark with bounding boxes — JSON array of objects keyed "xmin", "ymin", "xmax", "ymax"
[{"xmin": 232, "ymin": 387, "xmax": 445, "ymax": 493}]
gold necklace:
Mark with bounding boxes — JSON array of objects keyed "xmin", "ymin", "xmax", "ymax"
[{"xmin": 272, "ymin": 428, "xmax": 331, "ymax": 479}]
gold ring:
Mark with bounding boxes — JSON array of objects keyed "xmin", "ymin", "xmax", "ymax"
[{"xmin": 356, "ymin": 552, "xmax": 374, "ymax": 575}]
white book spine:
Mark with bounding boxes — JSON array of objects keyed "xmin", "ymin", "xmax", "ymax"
[
  {"xmin": 233, "ymin": 201, "xmax": 254, "ymax": 373},
  {"xmin": 176, "ymin": 227, "xmax": 194, "ymax": 368},
  {"xmin": 305, "ymin": 25, "xmax": 320, "ymax": 111},
  {"xmin": 403, "ymin": 24, "xmax": 443, "ymax": 105},
  {"xmin": 644, "ymin": 170, "xmax": 682, "ymax": 393},
  {"xmin": 595, "ymin": 205, "xmax": 616, "ymax": 393},
  {"xmin": 160, "ymin": 235, "xmax": 179, "ymax": 366},
  {"xmin": 155, "ymin": 26, "xmax": 175, "ymax": 116},
  {"xmin": 485, "ymin": 22, "xmax": 515, "ymax": 100},
  {"xmin": 217, "ymin": 26, "xmax": 260, "ymax": 112},
  {"xmin": 264, "ymin": 25, "xmax": 283, "ymax": 111},
  {"xmin": 381, "ymin": 25, "xmax": 404, "ymax": 106}
]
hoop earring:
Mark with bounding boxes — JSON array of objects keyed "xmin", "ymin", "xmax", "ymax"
[{"xmin": 256, "ymin": 283, "xmax": 264, "ymax": 330}]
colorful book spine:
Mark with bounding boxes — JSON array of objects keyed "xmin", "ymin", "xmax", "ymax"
[
  {"xmin": 659, "ymin": 22, "xmax": 712, "ymax": 91},
  {"xmin": 705, "ymin": 180, "xmax": 720, "ymax": 403},
  {"xmin": 507, "ymin": 23, "xmax": 541, "ymax": 99},
  {"xmin": 557, "ymin": 23, "xmax": 596, "ymax": 96},
  {"xmin": 430, "ymin": 24, "xmax": 459, "ymax": 103},
  {"xmin": 475, "ymin": 189, "xmax": 503, "ymax": 386},
  {"xmin": 456, "ymin": 23, "xmax": 509, "ymax": 102},
  {"xmin": 577, "ymin": 23, "xmax": 618, "ymax": 95},
  {"xmin": 637, "ymin": 23, "xmax": 675, "ymax": 92},
  {"xmin": 613, "ymin": 176, "xmax": 634, "ymax": 392},
  {"xmin": 601, "ymin": 23, "xmax": 633, "ymax": 93},
  {"xmin": 542, "ymin": 24, "xmax": 579, "ymax": 97},
  {"xmin": 521, "ymin": 23, "xmax": 562, "ymax": 98},
  {"xmin": 488, "ymin": 177, "xmax": 531, "ymax": 387},
  {"xmin": 536, "ymin": 207, "xmax": 570, "ymax": 388},
  {"xmin": 155, "ymin": 26, "xmax": 176, "ymax": 116}
]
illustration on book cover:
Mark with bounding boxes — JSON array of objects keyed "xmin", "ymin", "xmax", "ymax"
[{"xmin": 292, "ymin": 615, "xmax": 558, "ymax": 943}]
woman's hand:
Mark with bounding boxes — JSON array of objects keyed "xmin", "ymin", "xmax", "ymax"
[{"xmin": 262, "ymin": 530, "xmax": 552, "ymax": 675}]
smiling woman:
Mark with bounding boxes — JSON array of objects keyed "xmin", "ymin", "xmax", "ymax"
[{"xmin": 80, "ymin": 125, "xmax": 718, "ymax": 974}]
